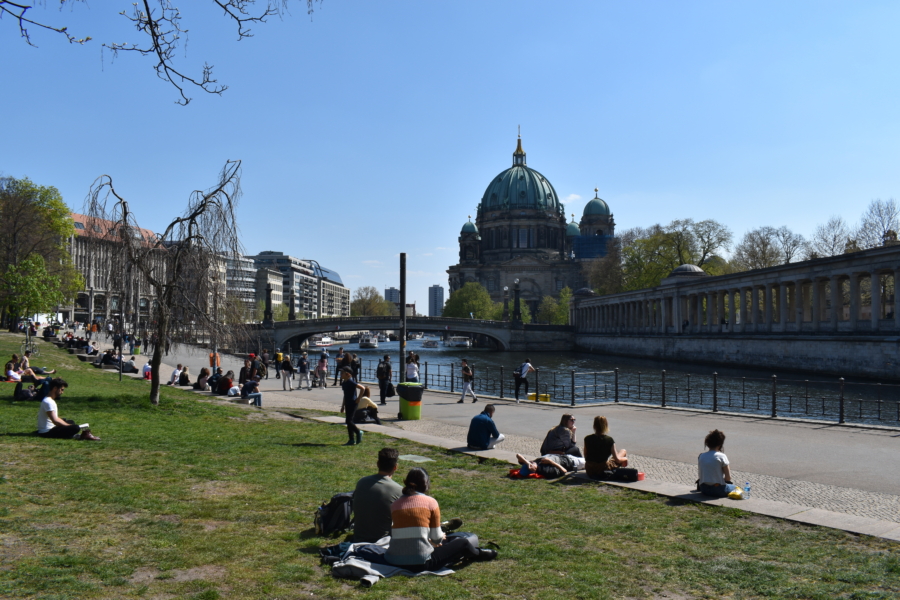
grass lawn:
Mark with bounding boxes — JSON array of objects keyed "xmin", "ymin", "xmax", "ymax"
[{"xmin": 0, "ymin": 334, "xmax": 898, "ymax": 599}]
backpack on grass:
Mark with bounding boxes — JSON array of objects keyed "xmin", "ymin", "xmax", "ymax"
[{"xmin": 314, "ymin": 492, "xmax": 354, "ymax": 536}]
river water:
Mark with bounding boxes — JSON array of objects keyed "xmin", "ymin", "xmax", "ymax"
[{"xmin": 295, "ymin": 336, "xmax": 900, "ymax": 427}]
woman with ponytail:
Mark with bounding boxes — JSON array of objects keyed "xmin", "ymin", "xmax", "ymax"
[{"xmin": 385, "ymin": 468, "xmax": 497, "ymax": 570}]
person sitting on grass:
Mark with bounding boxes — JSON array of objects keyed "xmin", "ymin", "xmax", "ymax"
[
  {"xmin": 515, "ymin": 452, "xmax": 585, "ymax": 478},
  {"xmin": 353, "ymin": 447, "xmax": 403, "ymax": 543},
  {"xmin": 539, "ymin": 413, "xmax": 582, "ymax": 457},
  {"xmin": 352, "ymin": 386, "xmax": 382, "ymax": 425},
  {"xmin": 241, "ymin": 374, "xmax": 263, "ymax": 407},
  {"xmin": 384, "ymin": 468, "xmax": 496, "ymax": 570},
  {"xmin": 583, "ymin": 416, "xmax": 628, "ymax": 479},
  {"xmin": 20, "ymin": 351, "xmax": 56, "ymax": 375},
  {"xmin": 5, "ymin": 357, "xmax": 48, "ymax": 384},
  {"xmin": 697, "ymin": 429, "xmax": 737, "ymax": 498},
  {"xmin": 36, "ymin": 378, "xmax": 100, "ymax": 441},
  {"xmin": 466, "ymin": 404, "xmax": 505, "ymax": 450},
  {"xmin": 178, "ymin": 366, "xmax": 192, "ymax": 386}
]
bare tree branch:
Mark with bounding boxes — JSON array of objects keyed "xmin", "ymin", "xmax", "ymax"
[{"xmin": 0, "ymin": 1, "xmax": 91, "ymax": 45}]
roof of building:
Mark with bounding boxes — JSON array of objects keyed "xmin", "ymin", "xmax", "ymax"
[
  {"xmin": 480, "ymin": 138, "xmax": 562, "ymax": 214},
  {"xmin": 582, "ymin": 189, "xmax": 611, "ymax": 217},
  {"xmin": 668, "ymin": 264, "xmax": 708, "ymax": 277},
  {"xmin": 461, "ymin": 218, "xmax": 479, "ymax": 234},
  {"xmin": 566, "ymin": 220, "xmax": 581, "ymax": 237},
  {"xmin": 314, "ymin": 265, "xmax": 344, "ymax": 286},
  {"xmin": 70, "ymin": 213, "xmax": 157, "ymax": 244}
]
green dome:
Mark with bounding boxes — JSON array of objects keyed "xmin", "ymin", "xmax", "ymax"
[
  {"xmin": 583, "ymin": 189, "xmax": 611, "ymax": 217},
  {"xmin": 461, "ymin": 220, "xmax": 479, "ymax": 234},
  {"xmin": 480, "ymin": 138, "xmax": 561, "ymax": 214},
  {"xmin": 566, "ymin": 221, "xmax": 581, "ymax": 237}
]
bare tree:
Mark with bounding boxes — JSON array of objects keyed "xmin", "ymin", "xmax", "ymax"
[
  {"xmin": 731, "ymin": 227, "xmax": 784, "ymax": 271},
  {"xmin": 806, "ymin": 215, "xmax": 852, "ymax": 259},
  {"xmin": 855, "ymin": 198, "xmax": 900, "ymax": 249},
  {"xmin": 662, "ymin": 219, "xmax": 732, "ymax": 267},
  {"xmin": 773, "ymin": 226, "xmax": 805, "ymax": 264},
  {"xmin": 3, "ymin": 1, "xmax": 321, "ymax": 104},
  {"xmin": 84, "ymin": 160, "xmax": 245, "ymax": 405}
]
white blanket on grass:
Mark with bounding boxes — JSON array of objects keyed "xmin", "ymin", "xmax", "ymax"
[{"xmin": 330, "ymin": 538, "xmax": 455, "ymax": 587}]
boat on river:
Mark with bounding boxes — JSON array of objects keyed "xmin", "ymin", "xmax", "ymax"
[
  {"xmin": 444, "ymin": 336, "xmax": 471, "ymax": 348},
  {"xmin": 310, "ymin": 335, "xmax": 333, "ymax": 348},
  {"xmin": 422, "ymin": 339, "xmax": 439, "ymax": 348},
  {"xmin": 359, "ymin": 334, "xmax": 378, "ymax": 349}
]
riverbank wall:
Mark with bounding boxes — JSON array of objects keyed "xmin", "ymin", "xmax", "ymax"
[{"xmin": 574, "ymin": 334, "xmax": 900, "ymax": 380}]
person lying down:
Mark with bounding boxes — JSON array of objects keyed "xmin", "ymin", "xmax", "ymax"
[{"xmin": 515, "ymin": 452, "xmax": 585, "ymax": 478}]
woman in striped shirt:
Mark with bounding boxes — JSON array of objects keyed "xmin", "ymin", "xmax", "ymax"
[{"xmin": 385, "ymin": 468, "xmax": 497, "ymax": 570}]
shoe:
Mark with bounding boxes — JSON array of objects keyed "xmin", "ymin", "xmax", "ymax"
[
  {"xmin": 440, "ymin": 518, "xmax": 463, "ymax": 533},
  {"xmin": 457, "ymin": 399, "xmax": 464, "ymax": 404},
  {"xmin": 472, "ymin": 399, "xmax": 477, "ymax": 403},
  {"xmin": 380, "ymin": 402, "xmax": 386, "ymax": 406},
  {"xmin": 343, "ymin": 439, "xmax": 357, "ymax": 446},
  {"xmin": 80, "ymin": 430, "xmax": 101, "ymax": 441},
  {"xmin": 475, "ymin": 548, "xmax": 497, "ymax": 561},
  {"xmin": 356, "ymin": 431, "xmax": 363, "ymax": 444}
]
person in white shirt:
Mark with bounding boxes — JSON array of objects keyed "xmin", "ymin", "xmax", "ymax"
[
  {"xmin": 37, "ymin": 378, "xmax": 100, "ymax": 440},
  {"xmin": 142, "ymin": 362, "xmax": 152, "ymax": 379},
  {"xmin": 166, "ymin": 364, "xmax": 183, "ymax": 385},
  {"xmin": 697, "ymin": 429, "xmax": 737, "ymax": 497},
  {"xmin": 514, "ymin": 359, "xmax": 535, "ymax": 403}
]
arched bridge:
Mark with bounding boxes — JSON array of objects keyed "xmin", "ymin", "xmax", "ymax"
[{"xmin": 250, "ymin": 316, "xmax": 574, "ymax": 352}]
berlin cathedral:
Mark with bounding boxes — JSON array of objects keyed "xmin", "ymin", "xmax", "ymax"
[{"xmin": 447, "ymin": 137, "xmax": 615, "ymax": 316}]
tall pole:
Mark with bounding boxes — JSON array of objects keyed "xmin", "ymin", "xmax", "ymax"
[{"xmin": 399, "ymin": 253, "xmax": 407, "ymax": 383}]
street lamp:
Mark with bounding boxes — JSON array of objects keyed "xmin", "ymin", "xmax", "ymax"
[
  {"xmin": 513, "ymin": 279, "xmax": 522, "ymax": 324},
  {"xmin": 502, "ymin": 286, "xmax": 509, "ymax": 321}
]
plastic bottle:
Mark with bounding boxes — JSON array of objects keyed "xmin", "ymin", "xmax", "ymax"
[{"xmin": 744, "ymin": 481, "xmax": 751, "ymax": 499}]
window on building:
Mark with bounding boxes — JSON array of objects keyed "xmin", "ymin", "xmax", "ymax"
[
  {"xmin": 556, "ymin": 280, "xmax": 564, "ymax": 291},
  {"xmin": 519, "ymin": 228, "xmax": 529, "ymax": 249},
  {"xmin": 74, "ymin": 222, "xmax": 85, "ymax": 230}
]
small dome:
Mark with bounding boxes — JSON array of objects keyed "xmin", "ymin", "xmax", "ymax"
[
  {"xmin": 461, "ymin": 220, "xmax": 479, "ymax": 234},
  {"xmin": 574, "ymin": 287, "xmax": 596, "ymax": 297},
  {"xmin": 566, "ymin": 221, "xmax": 581, "ymax": 237},
  {"xmin": 583, "ymin": 188, "xmax": 611, "ymax": 217},
  {"xmin": 668, "ymin": 264, "xmax": 708, "ymax": 277}
]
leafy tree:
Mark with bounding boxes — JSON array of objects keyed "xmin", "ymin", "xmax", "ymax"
[
  {"xmin": 0, "ymin": 176, "xmax": 83, "ymax": 327},
  {"xmin": 253, "ymin": 299, "xmax": 291, "ymax": 322},
  {"xmin": 350, "ymin": 286, "xmax": 392, "ymax": 316},
  {"xmin": 443, "ymin": 282, "xmax": 495, "ymax": 320},
  {"xmin": 1, "ymin": 254, "xmax": 66, "ymax": 320},
  {"xmin": 621, "ymin": 229, "xmax": 682, "ymax": 291},
  {"xmin": 2, "ymin": 0, "xmax": 321, "ymax": 104},
  {"xmin": 664, "ymin": 219, "xmax": 732, "ymax": 267},
  {"xmin": 555, "ymin": 286, "xmax": 572, "ymax": 325},
  {"xmin": 536, "ymin": 296, "xmax": 559, "ymax": 324},
  {"xmin": 582, "ymin": 237, "xmax": 623, "ymax": 296}
]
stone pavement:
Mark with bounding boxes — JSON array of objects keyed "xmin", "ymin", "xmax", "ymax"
[{"xmin": 109, "ymin": 344, "xmax": 900, "ymax": 538}]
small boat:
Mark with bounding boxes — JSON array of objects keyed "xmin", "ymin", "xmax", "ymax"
[
  {"xmin": 359, "ymin": 334, "xmax": 378, "ymax": 349},
  {"xmin": 311, "ymin": 335, "xmax": 333, "ymax": 347},
  {"xmin": 444, "ymin": 336, "xmax": 471, "ymax": 348},
  {"xmin": 348, "ymin": 334, "xmax": 360, "ymax": 344},
  {"xmin": 376, "ymin": 334, "xmax": 388, "ymax": 343},
  {"xmin": 408, "ymin": 332, "xmax": 423, "ymax": 340},
  {"xmin": 422, "ymin": 340, "xmax": 439, "ymax": 348}
]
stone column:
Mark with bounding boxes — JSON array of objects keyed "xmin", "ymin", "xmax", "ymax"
[
  {"xmin": 717, "ymin": 290, "xmax": 725, "ymax": 333},
  {"xmin": 849, "ymin": 274, "xmax": 860, "ymax": 330},
  {"xmin": 706, "ymin": 291, "xmax": 714, "ymax": 333},
  {"xmin": 830, "ymin": 276, "xmax": 840, "ymax": 331},
  {"xmin": 871, "ymin": 271, "xmax": 881, "ymax": 331},
  {"xmin": 895, "ymin": 270, "xmax": 900, "ymax": 330},
  {"xmin": 778, "ymin": 282, "xmax": 788, "ymax": 331},
  {"xmin": 811, "ymin": 279, "xmax": 820, "ymax": 332},
  {"xmin": 795, "ymin": 280, "xmax": 805, "ymax": 329},
  {"xmin": 763, "ymin": 283, "xmax": 773, "ymax": 332},
  {"xmin": 661, "ymin": 296, "xmax": 668, "ymax": 333},
  {"xmin": 693, "ymin": 295, "xmax": 701, "ymax": 333},
  {"xmin": 738, "ymin": 288, "xmax": 748, "ymax": 332}
]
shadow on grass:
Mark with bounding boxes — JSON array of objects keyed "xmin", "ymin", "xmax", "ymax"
[
  {"xmin": 278, "ymin": 443, "xmax": 330, "ymax": 448},
  {"xmin": 1, "ymin": 432, "xmax": 39, "ymax": 437}
]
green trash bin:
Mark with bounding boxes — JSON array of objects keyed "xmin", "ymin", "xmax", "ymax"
[{"xmin": 397, "ymin": 382, "xmax": 424, "ymax": 420}]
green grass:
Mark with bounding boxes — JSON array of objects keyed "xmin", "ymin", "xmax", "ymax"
[{"xmin": 0, "ymin": 333, "xmax": 898, "ymax": 599}]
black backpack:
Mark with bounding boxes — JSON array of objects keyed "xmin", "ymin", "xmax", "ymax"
[
  {"xmin": 314, "ymin": 492, "xmax": 354, "ymax": 536},
  {"xmin": 376, "ymin": 361, "xmax": 388, "ymax": 380}
]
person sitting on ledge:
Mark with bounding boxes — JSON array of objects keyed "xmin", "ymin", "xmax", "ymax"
[
  {"xmin": 583, "ymin": 416, "xmax": 628, "ymax": 479},
  {"xmin": 466, "ymin": 404, "xmax": 505, "ymax": 450},
  {"xmin": 539, "ymin": 413, "xmax": 582, "ymax": 457},
  {"xmin": 178, "ymin": 366, "xmax": 192, "ymax": 386},
  {"xmin": 166, "ymin": 364, "xmax": 183, "ymax": 386},
  {"xmin": 207, "ymin": 367, "xmax": 224, "ymax": 391},
  {"xmin": 697, "ymin": 429, "xmax": 737, "ymax": 498},
  {"xmin": 194, "ymin": 367, "xmax": 211, "ymax": 390},
  {"xmin": 515, "ymin": 452, "xmax": 585, "ymax": 478},
  {"xmin": 142, "ymin": 362, "xmax": 152, "ymax": 380},
  {"xmin": 121, "ymin": 356, "xmax": 139, "ymax": 374},
  {"xmin": 217, "ymin": 370, "xmax": 234, "ymax": 395},
  {"xmin": 36, "ymin": 378, "xmax": 100, "ymax": 441}
]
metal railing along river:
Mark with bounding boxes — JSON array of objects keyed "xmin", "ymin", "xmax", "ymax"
[{"xmin": 354, "ymin": 359, "xmax": 900, "ymax": 428}]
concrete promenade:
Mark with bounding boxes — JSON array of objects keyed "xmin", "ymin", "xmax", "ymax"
[{"xmin": 136, "ymin": 345, "xmax": 900, "ymax": 536}]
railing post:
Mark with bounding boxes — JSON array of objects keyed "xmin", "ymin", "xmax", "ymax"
[
  {"xmin": 424, "ymin": 362, "xmax": 428, "ymax": 390},
  {"xmin": 771, "ymin": 375, "xmax": 778, "ymax": 417},
  {"xmin": 571, "ymin": 370, "xmax": 576, "ymax": 406},
  {"xmin": 712, "ymin": 372, "xmax": 718, "ymax": 413},
  {"xmin": 637, "ymin": 371, "xmax": 642, "ymax": 401},
  {"xmin": 687, "ymin": 374, "xmax": 691, "ymax": 403},
  {"xmin": 661, "ymin": 370, "xmax": 667, "ymax": 407},
  {"xmin": 614, "ymin": 368, "xmax": 619, "ymax": 403},
  {"xmin": 839, "ymin": 377, "xmax": 845, "ymax": 424},
  {"xmin": 451, "ymin": 363, "xmax": 455, "ymax": 394},
  {"xmin": 535, "ymin": 368, "xmax": 540, "ymax": 402},
  {"xmin": 500, "ymin": 365, "xmax": 504, "ymax": 399}
]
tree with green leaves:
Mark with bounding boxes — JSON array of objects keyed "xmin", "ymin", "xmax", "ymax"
[
  {"xmin": 2, "ymin": 254, "xmax": 67, "ymax": 321},
  {"xmin": 350, "ymin": 286, "xmax": 393, "ymax": 316},
  {"xmin": 0, "ymin": 176, "xmax": 83, "ymax": 328},
  {"xmin": 535, "ymin": 287, "xmax": 572, "ymax": 324},
  {"xmin": 443, "ymin": 282, "xmax": 496, "ymax": 320}
]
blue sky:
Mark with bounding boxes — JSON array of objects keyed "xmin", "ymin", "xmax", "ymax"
[{"xmin": 3, "ymin": 1, "xmax": 899, "ymax": 307}]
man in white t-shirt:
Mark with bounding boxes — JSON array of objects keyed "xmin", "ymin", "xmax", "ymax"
[
  {"xmin": 37, "ymin": 378, "xmax": 100, "ymax": 441},
  {"xmin": 514, "ymin": 359, "xmax": 535, "ymax": 403},
  {"xmin": 166, "ymin": 364, "xmax": 183, "ymax": 385}
]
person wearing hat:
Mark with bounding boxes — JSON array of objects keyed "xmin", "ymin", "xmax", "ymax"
[
  {"xmin": 297, "ymin": 352, "xmax": 311, "ymax": 390},
  {"xmin": 340, "ymin": 366, "xmax": 365, "ymax": 445}
]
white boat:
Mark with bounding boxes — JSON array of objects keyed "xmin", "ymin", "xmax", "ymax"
[
  {"xmin": 408, "ymin": 332, "xmax": 423, "ymax": 340},
  {"xmin": 444, "ymin": 335, "xmax": 471, "ymax": 348},
  {"xmin": 311, "ymin": 335, "xmax": 333, "ymax": 347},
  {"xmin": 376, "ymin": 334, "xmax": 388, "ymax": 343},
  {"xmin": 359, "ymin": 334, "xmax": 378, "ymax": 349},
  {"xmin": 422, "ymin": 339, "xmax": 439, "ymax": 348}
]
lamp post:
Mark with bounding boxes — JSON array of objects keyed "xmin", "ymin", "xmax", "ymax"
[
  {"xmin": 502, "ymin": 286, "xmax": 509, "ymax": 321},
  {"xmin": 513, "ymin": 279, "xmax": 521, "ymax": 324}
]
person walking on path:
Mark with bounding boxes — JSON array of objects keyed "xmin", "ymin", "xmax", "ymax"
[
  {"xmin": 281, "ymin": 353, "xmax": 295, "ymax": 391},
  {"xmin": 466, "ymin": 404, "xmax": 504, "ymax": 450},
  {"xmin": 316, "ymin": 354, "xmax": 329, "ymax": 388},
  {"xmin": 514, "ymin": 358, "xmax": 535, "ymax": 403},
  {"xmin": 457, "ymin": 359, "xmax": 477, "ymax": 403},
  {"xmin": 377, "ymin": 355, "xmax": 392, "ymax": 405},
  {"xmin": 340, "ymin": 367, "xmax": 365, "ymax": 445},
  {"xmin": 274, "ymin": 348, "xmax": 283, "ymax": 379},
  {"xmin": 261, "ymin": 349, "xmax": 271, "ymax": 380},
  {"xmin": 297, "ymin": 352, "xmax": 311, "ymax": 390},
  {"xmin": 333, "ymin": 347, "xmax": 346, "ymax": 386},
  {"xmin": 406, "ymin": 356, "xmax": 419, "ymax": 383}
]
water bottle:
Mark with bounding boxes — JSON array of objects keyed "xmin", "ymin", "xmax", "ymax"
[{"xmin": 744, "ymin": 481, "xmax": 751, "ymax": 499}]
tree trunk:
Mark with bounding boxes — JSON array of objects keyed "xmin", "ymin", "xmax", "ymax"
[{"xmin": 148, "ymin": 313, "xmax": 169, "ymax": 406}]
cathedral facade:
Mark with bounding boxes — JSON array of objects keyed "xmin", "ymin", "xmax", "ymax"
[{"xmin": 447, "ymin": 138, "xmax": 615, "ymax": 316}]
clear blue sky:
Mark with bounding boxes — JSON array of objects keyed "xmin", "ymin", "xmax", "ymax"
[{"xmin": 3, "ymin": 1, "xmax": 899, "ymax": 307}]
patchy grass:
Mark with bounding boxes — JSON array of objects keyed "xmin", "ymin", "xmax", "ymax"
[{"xmin": 0, "ymin": 333, "xmax": 898, "ymax": 599}]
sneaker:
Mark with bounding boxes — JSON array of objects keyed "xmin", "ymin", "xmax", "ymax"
[
  {"xmin": 472, "ymin": 398, "xmax": 478, "ymax": 403},
  {"xmin": 440, "ymin": 518, "xmax": 463, "ymax": 533},
  {"xmin": 80, "ymin": 430, "xmax": 101, "ymax": 441},
  {"xmin": 343, "ymin": 439, "xmax": 357, "ymax": 446},
  {"xmin": 457, "ymin": 399, "xmax": 464, "ymax": 404},
  {"xmin": 356, "ymin": 431, "xmax": 363, "ymax": 444},
  {"xmin": 475, "ymin": 548, "xmax": 497, "ymax": 561}
]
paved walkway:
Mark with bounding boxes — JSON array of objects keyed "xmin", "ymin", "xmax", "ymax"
[{"xmin": 109, "ymin": 344, "xmax": 900, "ymax": 537}]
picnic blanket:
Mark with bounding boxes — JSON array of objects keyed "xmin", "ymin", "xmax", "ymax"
[
  {"xmin": 330, "ymin": 537, "xmax": 455, "ymax": 587},
  {"xmin": 508, "ymin": 467, "xmax": 544, "ymax": 479}
]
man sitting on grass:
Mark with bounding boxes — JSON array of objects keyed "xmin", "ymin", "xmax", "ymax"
[
  {"xmin": 515, "ymin": 452, "xmax": 584, "ymax": 478},
  {"xmin": 352, "ymin": 447, "xmax": 403, "ymax": 543},
  {"xmin": 37, "ymin": 378, "xmax": 100, "ymax": 441}
]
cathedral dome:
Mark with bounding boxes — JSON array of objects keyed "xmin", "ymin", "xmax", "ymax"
[
  {"xmin": 583, "ymin": 189, "xmax": 611, "ymax": 217},
  {"xmin": 566, "ymin": 220, "xmax": 581, "ymax": 237},
  {"xmin": 461, "ymin": 219, "xmax": 479, "ymax": 234},
  {"xmin": 669, "ymin": 264, "xmax": 707, "ymax": 277},
  {"xmin": 480, "ymin": 138, "xmax": 562, "ymax": 214}
]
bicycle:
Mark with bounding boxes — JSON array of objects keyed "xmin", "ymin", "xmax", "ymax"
[{"xmin": 20, "ymin": 339, "xmax": 40, "ymax": 358}]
